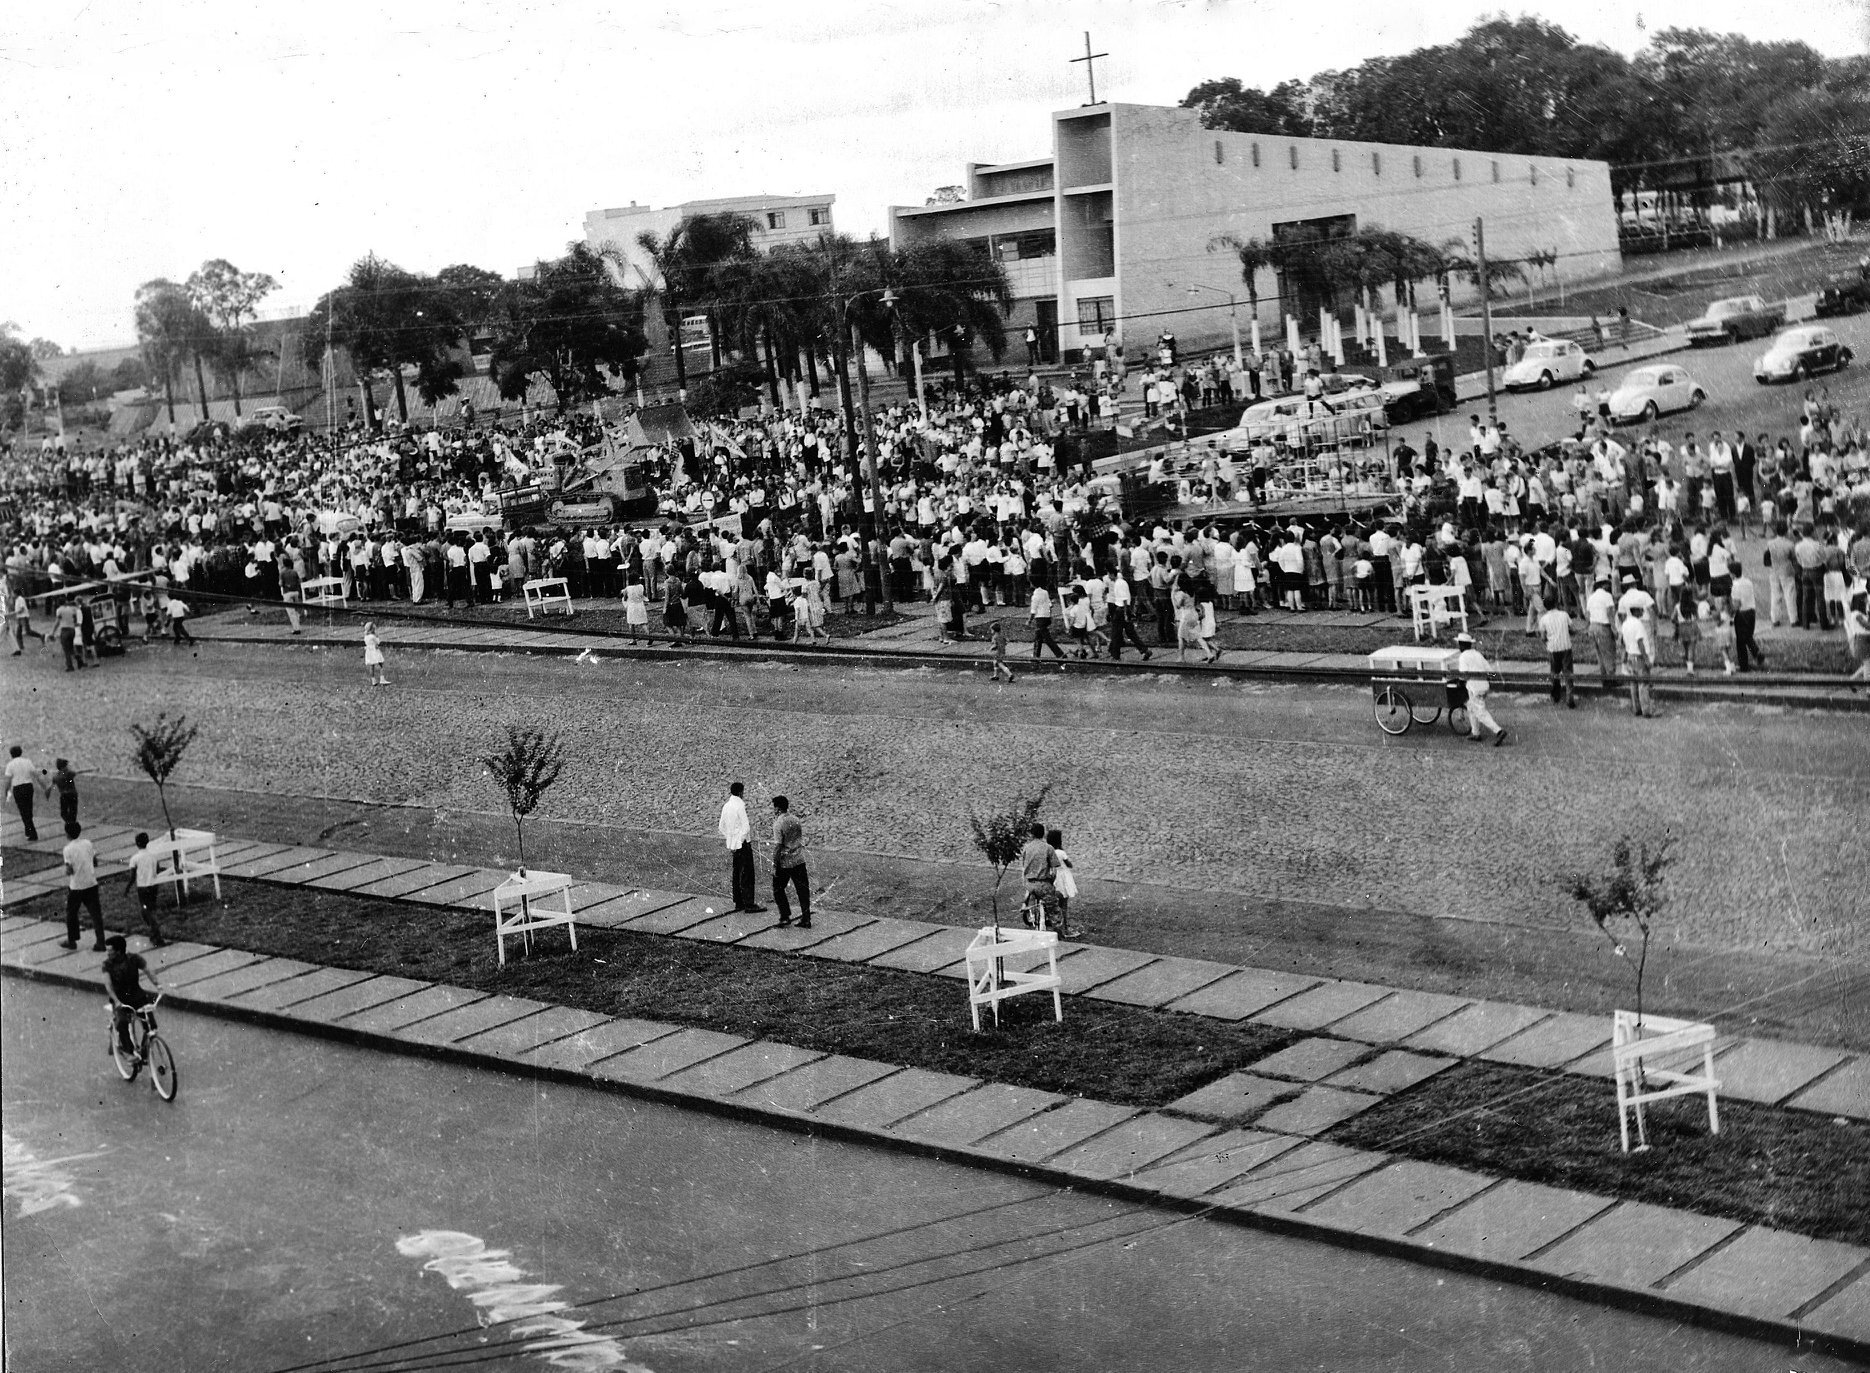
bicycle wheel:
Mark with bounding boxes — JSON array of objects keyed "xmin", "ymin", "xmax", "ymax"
[
  {"xmin": 145, "ymin": 1035, "xmax": 179, "ymax": 1101},
  {"xmin": 1373, "ymin": 686, "xmax": 1412, "ymax": 735},
  {"xmin": 110, "ymin": 1027, "xmax": 140, "ymax": 1081},
  {"xmin": 1449, "ymin": 705, "xmax": 1470, "ymax": 736}
]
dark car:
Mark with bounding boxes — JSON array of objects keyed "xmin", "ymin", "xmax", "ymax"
[
  {"xmin": 1814, "ymin": 276, "xmax": 1870, "ymax": 318},
  {"xmin": 1753, "ymin": 326, "xmax": 1853, "ymax": 385},
  {"xmin": 1379, "ymin": 356, "xmax": 1457, "ymax": 421}
]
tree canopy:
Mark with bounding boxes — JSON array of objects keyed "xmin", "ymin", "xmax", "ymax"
[
  {"xmin": 485, "ymin": 242, "xmax": 648, "ymax": 410},
  {"xmin": 304, "ymin": 254, "xmax": 474, "ymax": 422}
]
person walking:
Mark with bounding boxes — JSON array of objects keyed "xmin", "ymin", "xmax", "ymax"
[
  {"xmin": 1455, "ymin": 633, "xmax": 1507, "ymax": 745},
  {"xmin": 1028, "ymin": 582, "xmax": 1066, "ymax": 661},
  {"xmin": 122, "ymin": 832, "xmax": 169, "ymax": 945},
  {"xmin": 279, "ymin": 558, "xmax": 304, "ymax": 634},
  {"xmin": 47, "ymin": 758, "xmax": 80, "ymax": 827},
  {"xmin": 988, "ymin": 621, "xmax": 1015, "ymax": 684},
  {"xmin": 59, "ymin": 821, "xmax": 107, "ymax": 951},
  {"xmin": 1538, "ymin": 602, "xmax": 1577, "ymax": 707},
  {"xmin": 719, "ymin": 782, "xmax": 762, "ymax": 913},
  {"xmin": 6, "ymin": 745, "xmax": 44, "ymax": 841},
  {"xmin": 53, "ymin": 598, "xmax": 84, "ymax": 671},
  {"xmin": 1104, "ymin": 571, "xmax": 1151, "ymax": 661},
  {"xmin": 770, "ymin": 795, "xmax": 810, "ymax": 929},
  {"xmin": 363, "ymin": 621, "xmax": 389, "ymax": 686},
  {"xmin": 1620, "ymin": 602, "xmax": 1657, "ymax": 717}
]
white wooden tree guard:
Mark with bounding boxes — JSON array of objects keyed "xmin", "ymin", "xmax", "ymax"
[
  {"xmin": 523, "ymin": 577, "xmax": 574, "ymax": 619},
  {"xmin": 1612, "ymin": 1010, "xmax": 1721, "ymax": 1153},
  {"xmin": 301, "ymin": 576, "xmax": 348, "ymax": 608},
  {"xmin": 1407, "ymin": 585, "xmax": 1469, "ymax": 640},
  {"xmin": 491, "ymin": 869, "xmax": 577, "ymax": 966},
  {"xmin": 145, "ymin": 828, "xmax": 223, "ymax": 903},
  {"xmin": 965, "ymin": 927, "xmax": 1063, "ymax": 1031}
]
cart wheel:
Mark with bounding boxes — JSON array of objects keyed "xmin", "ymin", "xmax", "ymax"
[
  {"xmin": 1449, "ymin": 705, "xmax": 1470, "ymax": 736},
  {"xmin": 1409, "ymin": 699, "xmax": 1443, "ymax": 725},
  {"xmin": 1374, "ymin": 687, "xmax": 1412, "ymax": 735}
]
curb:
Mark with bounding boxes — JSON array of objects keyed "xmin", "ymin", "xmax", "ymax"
[
  {"xmin": 6, "ymin": 951, "xmax": 1863, "ymax": 1364},
  {"xmin": 190, "ymin": 627, "xmax": 1870, "ymax": 714}
]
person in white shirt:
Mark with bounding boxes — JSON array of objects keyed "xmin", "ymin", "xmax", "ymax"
[
  {"xmin": 1539, "ymin": 601, "xmax": 1577, "ymax": 707},
  {"xmin": 719, "ymin": 782, "xmax": 761, "ymax": 914},
  {"xmin": 1455, "ymin": 634, "xmax": 1507, "ymax": 745},
  {"xmin": 1620, "ymin": 603, "xmax": 1656, "ymax": 717}
]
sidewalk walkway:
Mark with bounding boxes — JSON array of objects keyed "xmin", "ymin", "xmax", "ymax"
[{"xmin": 3, "ymin": 819, "xmax": 1864, "ymax": 1358}]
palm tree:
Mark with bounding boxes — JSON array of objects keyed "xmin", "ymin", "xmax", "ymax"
[
  {"xmin": 887, "ymin": 237, "xmax": 1012, "ymax": 387},
  {"xmin": 634, "ymin": 212, "xmax": 759, "ymax": 392},
  {"xmin": 1208, "ymin": 233, "xmax": 1278, "ymax": 336}
]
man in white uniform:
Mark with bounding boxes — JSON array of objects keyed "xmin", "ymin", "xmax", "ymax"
[{"xmin": 1455, "ymin": 633, "xmax": 1507, "ymax": 746}]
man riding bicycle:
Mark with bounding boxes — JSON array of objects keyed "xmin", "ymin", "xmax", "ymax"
[
  {"xmin": 102, "ymin": 935, "xmax": 162, "ymax": 1055},
  {"xmin": 1019, "ymin": 823, "xmax": 1062, "ymax": 928}
]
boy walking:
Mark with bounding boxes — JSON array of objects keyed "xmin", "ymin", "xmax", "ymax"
[{"xmin": 60, "ymin": 821, "xmax": 106, "ymax": 951}]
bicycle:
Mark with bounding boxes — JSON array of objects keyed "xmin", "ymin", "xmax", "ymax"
[
  {"xmin": 108, "ymin": 991, "xmax": 179, "ymax": 1102},
  {"xmin": 1019, "ymin": 887, "xmax": 1068, "ymax": 937}
]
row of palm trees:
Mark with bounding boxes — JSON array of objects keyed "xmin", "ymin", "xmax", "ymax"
[{"xmin": 629, "ymin": 215, "xmax": 1014, "ymax": 408}]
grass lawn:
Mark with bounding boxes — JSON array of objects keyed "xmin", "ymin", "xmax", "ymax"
[
  {"xmin": 1329, "ymin": 1059, "xmax": 1870, "ymax": 1248},
  {"xmin": 9, "ymin": 874, "xmax": 1864, "ymax": 1245}
]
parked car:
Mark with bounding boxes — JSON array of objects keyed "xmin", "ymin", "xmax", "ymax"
[
  {"xmin": 1503, "ymin": 338, "xmax": 1595, "ymax": 391},
  {"xmin": 1607, "ymin": 365, "xmax": 1706, "ymax": 424},
  {"xmin": 1753, "ymin": 326, "xmax": 1853, "ymax": 384},
  {"xmin": 1379, "ymin": 355, "xmax": 1458, "ymax": 421},
  {"xmin": 1813, "ymin": 276, "xmax": 1870, "ymax": 319},
  {"xmin": 236, "ymin": 404, "xmax": 303, "ymax": 434},
  {"xmin": 1684, "ymin": 295, "xmax": 1785, "ymax": 346}
]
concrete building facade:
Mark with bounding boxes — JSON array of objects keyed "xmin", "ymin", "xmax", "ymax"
[{"xmin": 891, "ymin": 102, "xmax": 1621, "ymax": 363}]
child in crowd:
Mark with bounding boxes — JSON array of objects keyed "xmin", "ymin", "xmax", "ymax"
[
  {"xmin": 1712, "ymin": 608, "xmax": 1737, "ymax": 676},
  {"xmin": 362, "ymin": 621, "xmax": 389, "ymax": 686},
  {"xmin": 623, "ymin": 580, "xmax": 649, "ymax": 643},
  {"xmin": 988, "ymin": 620, "xmax": 1014, "ymax": 684},
  {"xmin": 1674, "ymin": 597, "xmax": 1703, "ymax": 675},
  {"xmin": 1046, "ymin": 826, "xmax": 1077, "ymax": 936}
]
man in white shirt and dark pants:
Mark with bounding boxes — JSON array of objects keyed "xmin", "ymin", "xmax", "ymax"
[
  {"xmin": 719, "ymin": 782, "xmax": 762, "ymax": 914},
  {"xmin": 1455, "ymin": 633, "xmax": 1508, "ymax": 746}
]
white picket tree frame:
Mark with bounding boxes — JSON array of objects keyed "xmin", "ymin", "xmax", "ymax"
[
  {"xmin": 523, "ymin": 577, "xmax": 574, "ymax": 619},
  {"xmin": 965, "ymin": 927, "xmax": 1063, "ymax": 1031},
  {"xmin": 1612, "ymin": 1010, "xmax": 1721, "ymax": 1153},
  {"xmin": 491, "ymin": 869, "xmax": 577, "ymax": 966}
]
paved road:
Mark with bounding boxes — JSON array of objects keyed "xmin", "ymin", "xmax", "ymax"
[{"xmin": 2, "ymin": 977, "xmax": 1851, "ymax": 1373}]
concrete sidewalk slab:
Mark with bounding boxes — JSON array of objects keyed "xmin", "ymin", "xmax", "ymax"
[
  {"xmin": 678, "ymin": 908, "xmax": 788, "ymax": 945},
  {"xmin": 306, "ymin": 856, "xmax": 433, "ymax": 892},
  {"xmin": 1806, "ymin": 1276, "xmax": 1870, "ymax": 1345},
  {"xmin": 222, "ymin": 846, "xmax": 338, "ymax": 880},
  {"xmin": 1050, "ymin": 945, "xmax": 1162, "ymax": 994},
  {"xmin": 1045, "ymin": 1112, "xmax": 1218, "ymax": 1182},
  {"xmin": 456, "ymin": 1005, "xmax": 612, "ymax": 1060},
  {"xmin": 393, "ymin": 994, "xmax": 552, "ymax": 1047},
  {"xmin": 198, "ymin": 841, "xmax": 291, "ymax": 872},
  {"xmin": 658, "ymin": 1041, "xmax": 823, "ymax": 1099},
  {"xmin": 12, "ymin": 945, "xmax": 108, "ymax": 979},
  {"xmin": 5, "ymin": 934, "xmax": 99, "ymax": 968},
  {"xmin": 1084, "ymin": 956, "xmax": 1235, "ymax": 1009},
  {"xmin": 1404, "ymin": 1001, "xmax": 1553, "ymax": 1058},
  {"xmin": 810, "ymin": 1067, "xmax": 979, "ymax": 1130},
  {"xmin": 347, "ymin": 863, "xmax": 481, "ymax": 900},
  {"xmin": 591, "ymin": 1027, "xmax": 747, "ymax": 1084},
  {"xmin": 1254, "ymin": 1085, "xmax": 1384, "ymax": 1136},
  {"xmin": 140, "ymin": 941, "xmax": 225, "ymax": 976},
  {"xmin": 1247, "ymin": 1037, "xmax": 1369, "ymax": 1083},
  {"xmin": 156, "ymin": 948, "xmax": 265, "ymax": 988},
  {"xmin": 1165, "ymin": 968, "xmax": 1322, "ymax": 1021},
  {"xmin": 1164, "ymin": 1071, "xmax": 1296, "ymax": 1123},
  {"xmin": 1250, "ymin": 980, "xmax": 1392, "ymax": 1031},
  {"xmin": 265, "ymin": 851, "xmax": 380, "ymax": 885},
  {"xmin": 562, "ymin": 882, "xmax": 633, "ymax": 913},
  {"xmin": 865, "ymin": 925, "xmax": 977, "ymax": 975},
  {"xmin": 1142, "ymin": 1128, "xmax": 1303, "ymax": 1199},
  {"xmin": 1325, "ymin": 989, "xmax": 1471, "ymax": 1043},
  {"xmin": 736, "ymin": 909, "xmax": 872, "ymax": 952},
  {"xmin": 979, "ymin": 1097, "xmax": 1140, "ymax": 1164},
  {"xmin": 1, "ymin": 921, "xmax": 69, "ymax": 955},
  {"xmin": 1215, "ymin": 1140, "xmax": 1389, "ymax": 1214},
  {"xmin": 1786, "ymin": 1058, "xmax": 1869, "ymax": 1118},
  {"xmin": 608, "ymin": 895, "xmax": 727, "ymax": 936},
  {"xmin": 573, "ymin": 889, "xmax": 693, "ymax": 927},
  {"xmin": 228, "ymin": 964, "xmax": 373, "ymax": 1012},
  {"xmin": 1479, "ymin": 1011, "xmax": 1611, "ymax": 1070},
  {"xmin": 345, "ymin": 985, "xmax": 489, "ymax": 1035},
  {"xmin": 730, "ymin": 1053, "xmax": 899, "ymax": 1115},
  {"xmin": 1411, "ymin": 1180, "xmax": 1615, "ymax": 1262},
  {"xmin": 177, "ymin": 956, "xmax": 322, "ymax": 1003},
  {"xmin": 1712, "ymin": 1039, "xmax": 1853, "ymax": 1106},
  {"xmin": 798, "ymin": 917, "xmax": 931, "ymax": 964},
  {"xmin": 1299, "ymin": 1160, "xmax": 1495, "ymax": 1237},
  {"xmin": 397, "ymin": 869, "xmax": 507, "ymax": 908},
  {"xmin": 1531, "ymin": 1201, "xmax": 1742, "ymax": 1291},
  {"xmin": 1324, "ymin": 1049, "xmax": 1457, "ymax": 1095},
  {"xmin": 288, "ymin": 974, "xmax": 432, "ymax": 1024},
  {"xmin": 516, "ymin": 1017, "xmax": 678, "ymax": 1072},
  {"xmin": 1661, "ymin": 1226, "xmax": 1868, "ymax": 1322},
  {"xmin": 890, "ymin": 1084, "xmax": 1070, "ymax": 1149}
]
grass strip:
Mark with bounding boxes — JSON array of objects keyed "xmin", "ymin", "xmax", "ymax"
[
  {"xmin": 3, "ymin": 879, "xmax": 1291, "ymax": 1110},
  {"xmin": 1326, "ymin": 1059, "xmax": 1869, "ymax": 1247}
]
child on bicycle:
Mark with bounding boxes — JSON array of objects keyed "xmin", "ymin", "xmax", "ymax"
[{"xmin": 102, "ymin": 935, "xmax": 162, "ymax": 1055}]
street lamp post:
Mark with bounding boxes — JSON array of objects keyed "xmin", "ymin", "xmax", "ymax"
[{"xmin": 1185, "ymin": 283, "xmax": 1242, "ymax": 367}]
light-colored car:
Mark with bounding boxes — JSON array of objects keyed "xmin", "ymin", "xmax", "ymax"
[
  {"xmin": 1503, "ymin": 338, "xmax": 1595, "ymax": 391},
  {"xmin": 236, "ymin": 404, "xmax": 303, "ymax": 434},
  {"xmin": 1753, "ymin": 326, "xmax": 1853, "ymax": 384},
  {"xmin": 1684, "ymin": 295, "xmax": 1785, "ymax": 346},
  {"xmin": 1225, "ymin": 388, "xmax": 1388, "ymax": 446},
  {"xmin": 1607, "ymin": 364, "xmax": 1706, "ymax": 424}
]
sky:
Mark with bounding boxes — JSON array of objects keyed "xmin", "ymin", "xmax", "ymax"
[{"xmin": 4, "ymin": 0, "xmax": 1865, "ymax": 351}]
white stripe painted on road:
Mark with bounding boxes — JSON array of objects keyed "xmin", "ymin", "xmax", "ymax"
[
  {"xmin": 396, "ymin": 1229, "xmax": 649, "ymax": 1371},
  {"xmin": 2, "ymin": 1129, "xmax": 104, "ymax": 1216}
]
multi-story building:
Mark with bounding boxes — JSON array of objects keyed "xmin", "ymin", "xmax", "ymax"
[{"xmin": 890, "ymin": 102, "xmax": 1621, "ymax": 364}]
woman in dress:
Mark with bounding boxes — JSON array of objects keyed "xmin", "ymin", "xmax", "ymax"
[
  {"xmin": 1173, "ymin": 584, "xmax": 1202, "ymax": 662},
  {"xmin": 1195, "ymin": 575, "xmax": 1222, "ymax": 663},
  {"xmin": 623, "ymin": 578, "xmax": 649, "ymax": 644},
  {"xmin": 362, "ymin": 621, "xmax": 388, "ymax": 686},
  {"xmin": 799, "ymin": 576, "xmax": 831, "ymax": 644},
  {"xmin": 662, "ymin": 573, "xmax": 688, "ymax": 644}
]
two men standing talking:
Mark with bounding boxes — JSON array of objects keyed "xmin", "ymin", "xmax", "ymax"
[{"xmin": 720, "ymin": 783, "xmax": 812, "ymax": 929}]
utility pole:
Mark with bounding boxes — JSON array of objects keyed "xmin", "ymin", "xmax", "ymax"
[{"xmin": 1474, "ymin": 216, "xmax": 1498, "ymax": 428}]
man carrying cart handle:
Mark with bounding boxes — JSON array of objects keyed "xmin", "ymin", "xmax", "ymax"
[{"xmin": 1455, "ymin": 633, "xmax": 1508, "ymax": 747}]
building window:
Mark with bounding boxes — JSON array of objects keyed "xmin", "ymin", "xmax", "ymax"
[
  {"xmin": 1289, "ymin": 144, "xmax": 1299, "ymax": 169},
  {"xmin": 1413, "ymin": 154, "xmax": 1422, "ymax": 178},
  {"xmin": 808, "ymin": 207, "xmax": 830, "ymax": 226},
  {"xmin": 1566, "ymin": 167, "xmax": 1575, "ymax": 189},
  {"xmin": 1214, "ymin": 139, "xmax": 1223, "ymax": 165},
  {"xmin": 766, "ymin": 211, "xmax": 786, "ymax": 230},
  {"xmin": 1331, "ymin": 149, "xmax": 1340, "ymax": 172},
  {"xmin": 1491, "ymin": 160, "xmax": 1500, "ymax": 183},
  {"xmin": 1250, "ymin": 142, "xmax": 1260, "ymax": 167},
  {"xmin": 1372, "ymin": 151, "xmax": 1381, "ymax": 176},
  {"xmin": 1076, "ymin": 296, "xmax": 1116, "ymax": 333},
  {"xmin": 1453, "ymin": 157, "xmax": 1461, "ymax": 181},
  {"xmin": 1529, "ymin": 164, "xmax": 1539, "ymax": 186}
]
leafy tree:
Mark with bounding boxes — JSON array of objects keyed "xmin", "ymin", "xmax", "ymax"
[
  {"xmin": 480, "ymin": 724, "xmax": 565, "ymax": 876},
  {"xmin": 885, "ymin": 236, "xmax": 1012, "ymax": 387},
  {"xmin": 28, "ymin": 337, "xmax": 63, "ymax": 361},
  {"xmin": 0, "ymin": 330, "xmax": 40, "ymax": 395},
  {"xmin": 966, "ymin": 784, "xmax": 1052, "ymax": 943},
  {"xmin": 435, "ymin": 263, "xmax": 506, "ymax": 346},
  {"xmin": 1182, "ymin": 77, "xmax": 1312, "ymax": 136},
  {"xmin": 1567, "ymin": 833, "xmax": 1676, "ymax": 1025},
  {"xmin": 924, "ymin": 185, "xmax": 967, "ymax": 206},
  {"xmin": 304, "ymin": 256, "xmax": 471, "ymax": 425},
  {"xmin": 186, "ymin": 259, "xmax": 277, "ymax": 416},
  {"xmin": 485, "ymin": 243, "xmax": 647, "ymax": 412},
  {"xmin": 135, "ymin": 278, "xmax": 208, "ymax": 427},
  {"xmin": 129, "ymin": 712, "xmax": 199, "ymax": 841},
  {"xmin": 634, "ymin": 212, "xmax": 759, "ymax": 388}
]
